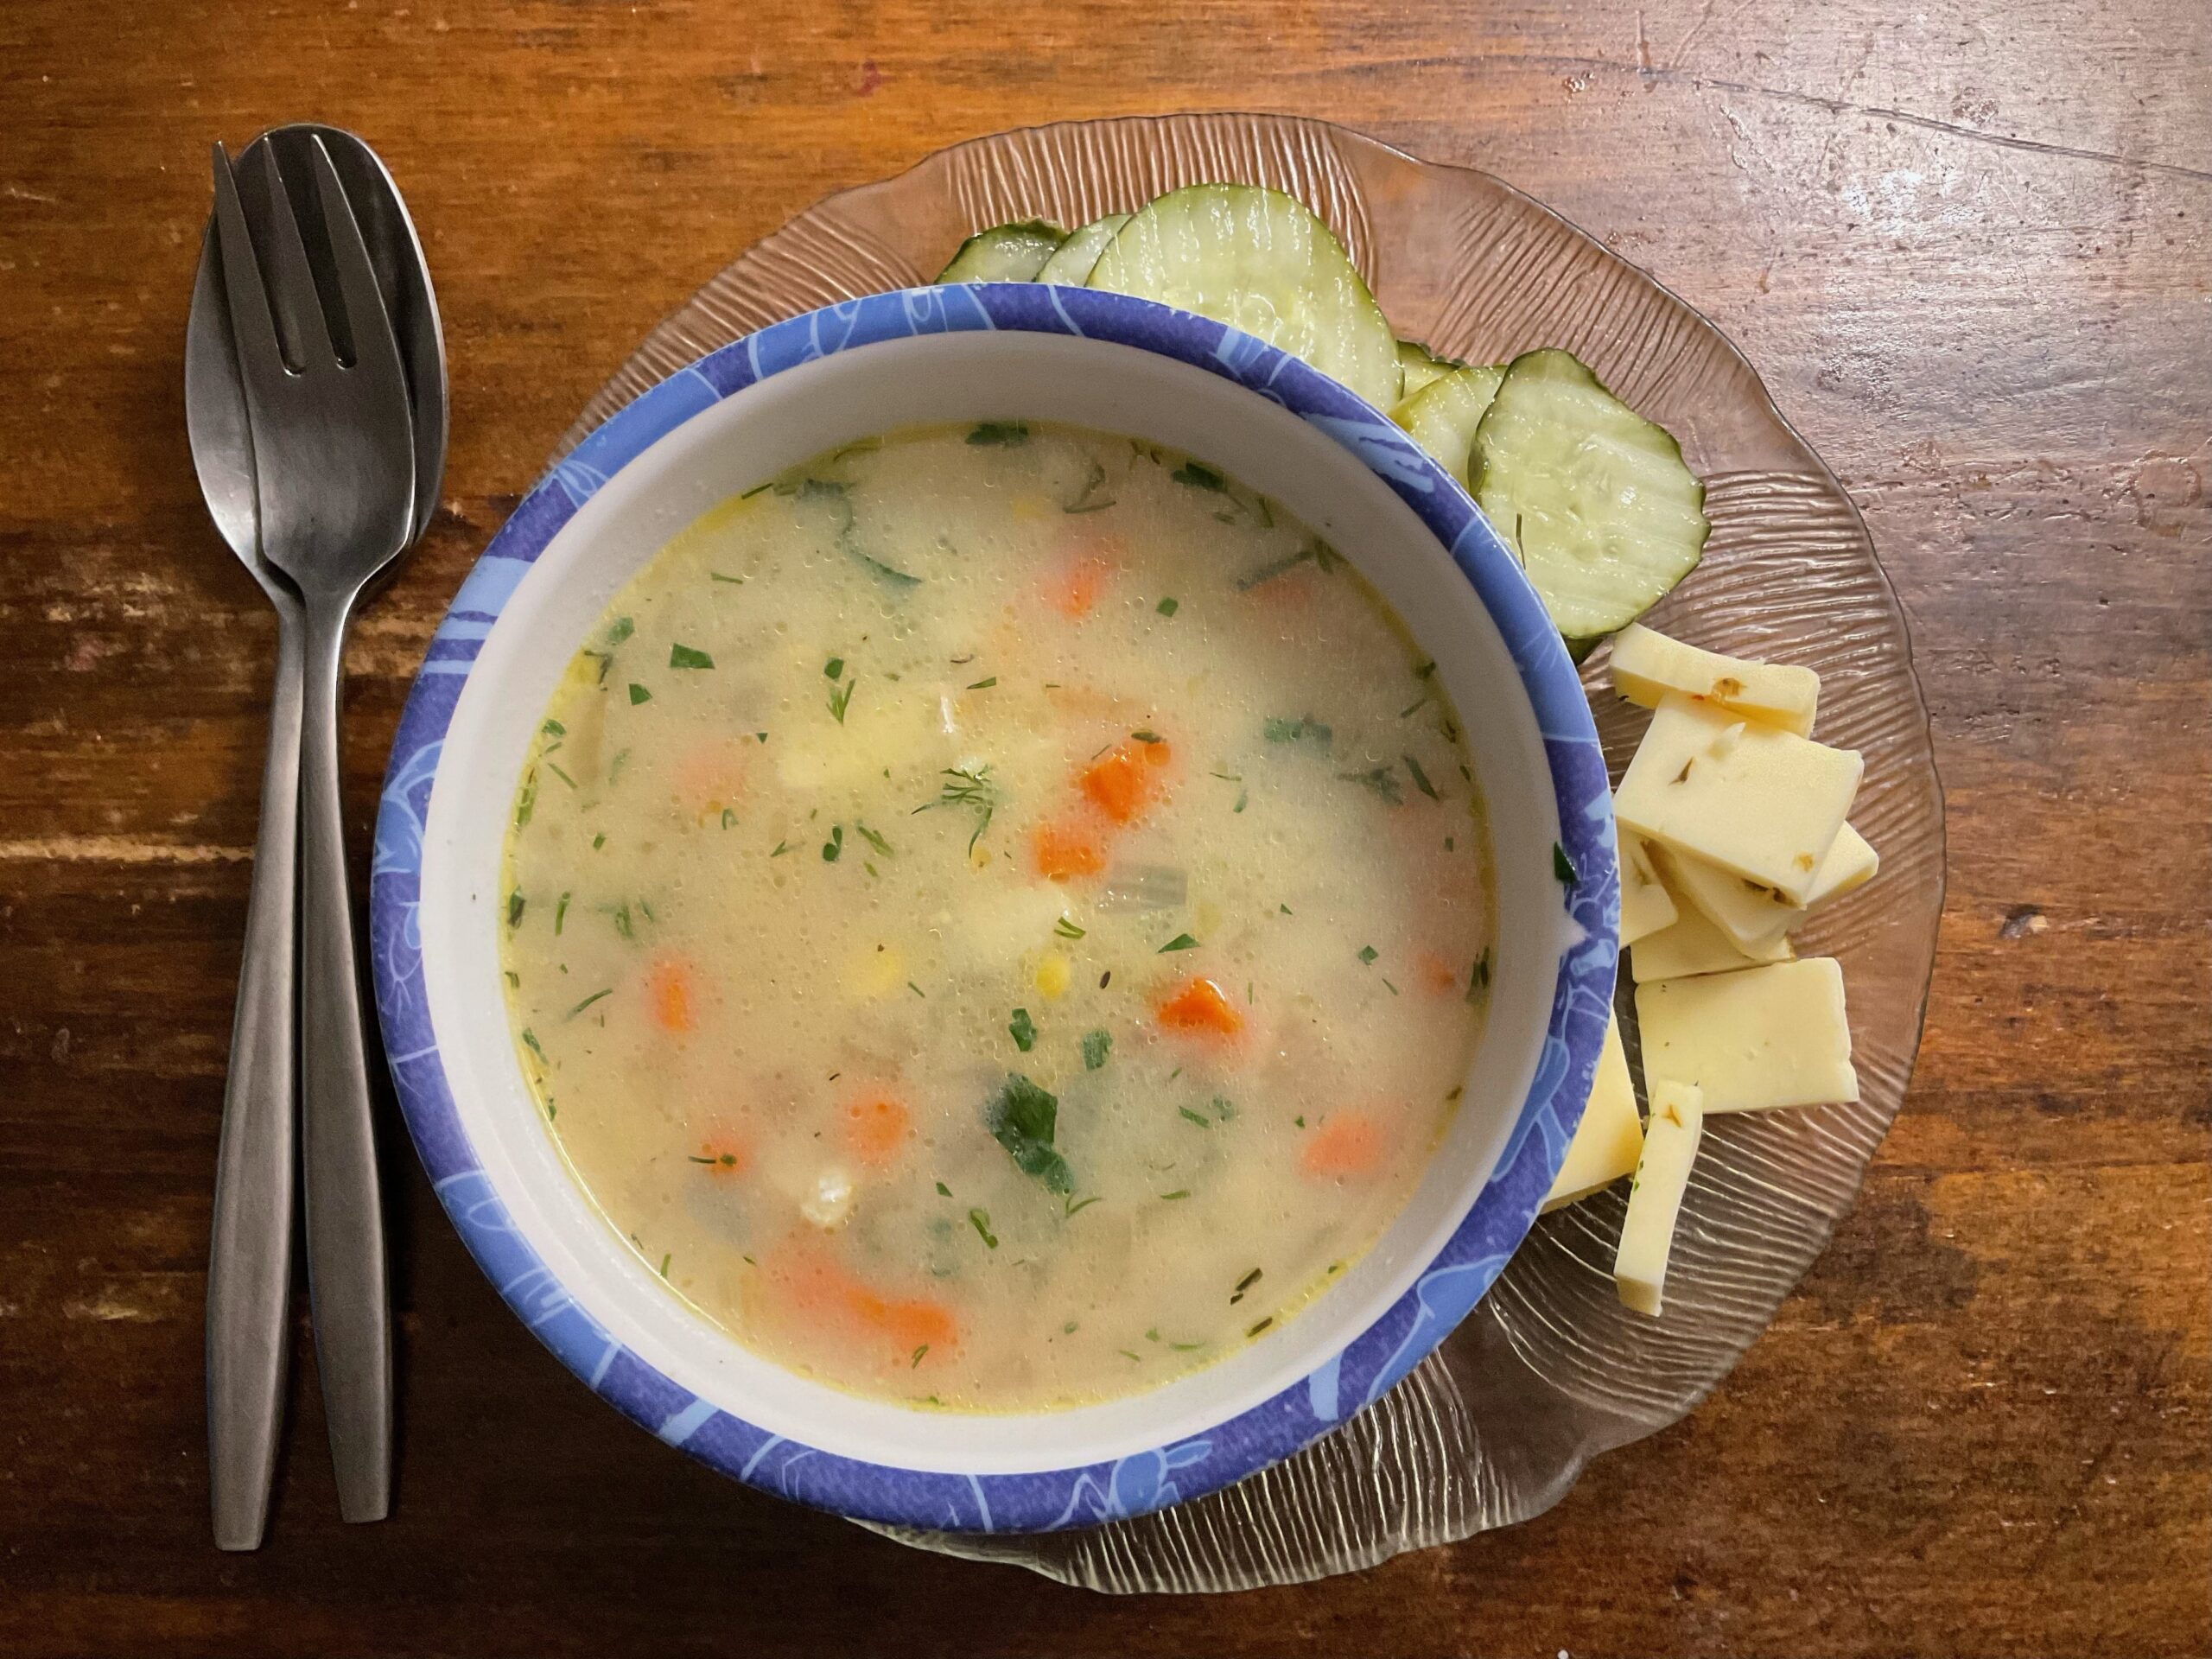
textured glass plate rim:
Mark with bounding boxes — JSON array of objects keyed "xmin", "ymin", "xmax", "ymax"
[
  {"xmin": 542, "ymin": 113, "xmax": 1948, "ymax": 1586},
  {"xmin": 373, "ymin": 284, "xmax": 1621, "ymax": 1536}
]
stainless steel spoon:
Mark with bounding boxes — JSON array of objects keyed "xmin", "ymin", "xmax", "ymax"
[{"xmin": 188, "ymin": 125, "xmax": 444, "ymax": 1551}]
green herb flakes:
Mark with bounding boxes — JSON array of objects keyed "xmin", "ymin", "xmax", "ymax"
[
  {"xmin": 1358, "ymin": 944, "xmax": 1379, "ymax": 964},
  {"xmin": 1171, "ymin": 461, "xmax": 1225, "ymax": 492},
  {"xmin": 1081, "ymin": 1029, "xmax": 1112, "ymax": 1071},
  {"xmin": 1158, "ymin": 932, "xmax": 1199, "ymax": 954},
  {"xmin": 968, "ymin": 1208, "xmax": 999, "ymax": 1249},
  {"xmin": 566, "ymin": 988, "xmax": 613, "ymax": 1020},
  {"xmin": 988, "ymin": 1074, "xmax": 1072, "ymax": 1193},
  {"xmin": 967, "ymin": 421, "xmax": 1029, "ymax": 447},
  {"xmin": 1009, "ymin": 1007, "xmax": 1038, "ymax": 1052},
  {"xmin": 822, "ymin": 825, "xmax": 844, "ymax": 862},
  {"xmin": 1156, "ymin": 597, "xmax": 1179, "ymax": 617},
  {"xmin": 1554, "ymin": 842, "xmax": 1578, "ymax": 884},
  {"xmin": 627, "ymin": 683, "xmax": 652, "ymax": 706},
  {"xmin": 1179, "ymin": 1106, "xmax": 1211, "ymax": 1128},
  {"xmin": 505, "ymin": 889, "xmax": 524, "ymax": 928},
  {"xmin": 1403, "ymin": 753, "xmax": 1441, "ymax": 800},
  {"xmin": 1263, "ymin": 714, "xmax": 1332, "ymax": 746},
  {"xmin": 669, "ymin": 643, "xmax": 715, "ymax": 671},
  {"xmin": 1053, "ymin": 915, "xmax": 1086, "ymax": 940}
]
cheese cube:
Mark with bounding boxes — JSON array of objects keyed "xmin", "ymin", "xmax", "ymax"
[
  {"xmin": 1662, "ymin": 824, "xmax": 1880, "ymax": 950},
  {"xmin": 1634, "ymin": 958, "xmax": 1858, "ymax": 1114},
  {"xmin": 1613, "ymin": 695, "xmax": 1862, "ymax": 904},
  {"xmin": 1542, "ymin": 1014, "xmax": 1644, "ymax": 1212},
  {"xmin": 1614, "ymin": 1079, "xmax": 1704, "ymax": 1316},
  {"xmin": 1618, "ymin": 827, "xmax": 1677, "ymax": 946},
  {"xmin": 1609, "ymin": 624, "xmax": 1821, "ymax": 736},
  {"xmin": 1630, "ymin": 899, "xmax": 1793, "ymax": 982}
]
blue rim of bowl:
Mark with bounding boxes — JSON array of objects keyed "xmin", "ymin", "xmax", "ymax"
[{"xmin": 370, "ymin": 283, "xmax": 1619, "ymax": 1535}]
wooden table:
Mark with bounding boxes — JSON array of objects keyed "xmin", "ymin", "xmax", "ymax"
[{"xmin": 3, "ymin": 2, "xmax": 2205, "ymax": 1653}]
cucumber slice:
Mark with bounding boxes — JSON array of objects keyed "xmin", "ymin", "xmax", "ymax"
[
  {"xmin": 1395, "ymin": 340, "xmax": 1463, "ymax": 400},
  {"xmin": 1389, "ymin": 363, "xmax": 1505, "ymax": 481},
  {"xmin": 1036, "ymin": 213, "xmax": 1130, "ymax": 285},
  {"xmin": 1469, "ymin": 349, "xmax": 1708, "ymax": 645},
  {"xmin": 937, "ymin": 220, "xmax": 1067, "ymax": 283},
  {"xmin": 1088, "ymin": 184, "xmax": 1401, "ymax": 410}
]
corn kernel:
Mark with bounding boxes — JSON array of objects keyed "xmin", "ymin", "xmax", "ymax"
[{"xmin": 1035, "ymin": 951, "xmax": 1071, "ymax": 1001}]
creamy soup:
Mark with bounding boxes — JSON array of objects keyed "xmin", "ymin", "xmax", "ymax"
[{"xmin": 500, "ymin": 421, "xmax": 1494, "ymax": 1411}]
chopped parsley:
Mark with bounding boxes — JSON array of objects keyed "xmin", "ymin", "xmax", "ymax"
[
  {"xmin": 935, "ymin": 1181, "xmax": 951, "ymax": 1197},
  {"xmin": 1159, "ymin": 1189, "xmax": 1191, "ymax": 1202},
  {"xmin": 709, "ymin": 571, "xmax": 745, "ymax": 584},
  {"xmin": 566, "ymin": 988, "xmax": 613, "ymax": 1019},
  {"xmin": 1171, "ymin": 461, "xmax": 1225, "ymax": 492},
  {"xmin": 1065, "ymin": 1195, "xmax": 1103, "ymax": 1217},
  {"xmin": 988, "ymin": 1074, "xmax": 1072, "ymax": 1192},
  {"xmin": 1131, "ymin": 729, "xmax": 1163, "ymax": 745},
  {"xmin": 1403, "ymin": 753, "xmax": 1441, "ymax": 800},
  {"xmin": 966, "ymin": 421, "xmax": 1029, "ymax": 447},
  {"xmin": 824, "ymin": 656, "xmax": 845, "ymax": 681},
  {"xmin": 854, "ymin": 823, "xmax": 893, "ymax": 857},
  {"xmin": 505, "ymin": 889, "xmax": 524, "ymax": 928},
  {"xmin": 967, "ymin": 676, "xmax": 997, "ymax": 690},
  {"xmin": 769, "ymin": 840, "xmax": 790, "ymax": 857},
  {"xmin": 822, "ymin": 826, "xmax": 844, "ymax": 862},
  {"xmin": 1554, "ymin": 842, "xmax": 1578, "ymax": 884},
  {"xmin": 519, "ymin": 1028, "xmax": 545, "ymax": 1063},
  {"xmin": 1178, "ymin": 1106, "xmax": 1211, "ymax": 1128},
  {"xmin": 604, "ymin": 616, "xmax": 635, "ymax": 648},
  {"xmin": 668, "ymin": 643, "xmax": 715, "ymax": 671},
  {"xmin": 1156, "ymin": 597, "xmax": 1179, "ymax": 617},
  {"xmin": 1358, "ymin": 944, "xmax": 1379, "ymax": 964},
  {"xmin": 1081, "ymin": 1028, "xmax": 1112, "ymax": 1071},
  {"xmin": 1231, "ymin": 1268, "xmax": 1263, "ymax": 1304},
  {"xmin": 1157, "ymin": 932, "xmax": 1199, "ymax": 953},
  {"xmin": 513, "ymin": 774, "xmax": 538, "ymax": 829},
  {"xmin": 1053, "ymin": 915, "xmax": 1087, "ymax": 940},
  {"xmin": 827, "ymin": 677, "xmax": 856, "ymax": 724},
  {"xmin": 1008, "ymin": 1007, "xmax": 1037, "ymax": 1052},
  {"xmin": 911, "ymin": 1344, "xmax": 930, "ymax": 1369},
  {"xmin": 627, "ymin": 683, "xmax": 652, "ymax": 705},
  {"xmin": 968, "ymin": 1209, "xmax": 998, "ymax": 1248}
]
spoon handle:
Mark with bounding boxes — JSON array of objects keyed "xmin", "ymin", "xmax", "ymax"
[
  {"xmin": 297, "ymin": 598, "xmax": 392, "ymax": 1522},
  {"xmin": 207, "ymin": 603, "xmax": 304, "ymax": 1551}
]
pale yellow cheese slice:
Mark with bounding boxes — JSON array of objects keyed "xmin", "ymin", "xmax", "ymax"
[
  {"xmin": 1618, "ymin": 826, "xmax": 1677, "ymax": 946},
  {"xmin": 1541, "ymin": 1014, "xmax": 1644, "ymax": 1212},
  {"xmin": 1614, "ymin": 1078, "xmax": 1704, "ymax": 1316},
  {"xmin": 1609, "ymin": 624, "xmax": 1821, "ymax": 736},
  {"xmin": 1613, "ymin": 695, "xmax": 1862, "ymax": 904},
  {"xmin": 1634, "ymin": 958, "xmax": 1859, "ymax": 1114},
  {"xmin": 1630, "ymin": 897, "xmax": 1793, "ymax": 982},
  {"xmin": 1662, "ymin": 824, "xmax": 1881, "ymax": 950}
]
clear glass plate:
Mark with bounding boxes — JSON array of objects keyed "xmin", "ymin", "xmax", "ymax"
[{"xmin": 554, "ymin": 112, "xmax": 1945, "ymax": 1592}]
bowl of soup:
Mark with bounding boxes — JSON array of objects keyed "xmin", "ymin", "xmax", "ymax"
[{"xmin": 372, "ymin": 284, "xmax": 1618, "ymax": 1532}]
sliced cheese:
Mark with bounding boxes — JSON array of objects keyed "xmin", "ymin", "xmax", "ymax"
[
  {"xmin": 1613, "ymin": 694, "xmax": 1862, "ymax": 904},
  {"xmin": 1630, "ymin": 897, "xmax": 1793, "ymax": 982},
  {"xmin": 1609, "ymin": 623, "xmax": 1820, "ymax": 736},
  {"xmin": 1614, "ymin": 1078, "xmax": 1704, "ymax": 1316},
  {"xmin": 1661, "ymin": 824, "xmax": 1880, "ymax": 950},
  {"xmin": 1634, "ymin": 958, "xmax": 1859, "ymax": 1114},
  {"xmin": 1542, "ymin": 1014, "xmax": 1644, "ymax": 1212},
  {"xmin": 1618, "ymin": 826, "xmax": 1678, "ymax": 946}
]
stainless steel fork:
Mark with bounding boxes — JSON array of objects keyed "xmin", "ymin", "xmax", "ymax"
[{"xmin": 209, "ymin": 137, "xmax": 419, "ymax": 1522}]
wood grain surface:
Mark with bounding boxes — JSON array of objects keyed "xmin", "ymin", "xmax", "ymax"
[{"xmin": 1, "ymin": 2, "xmax": 2206, "ymax": 1655}]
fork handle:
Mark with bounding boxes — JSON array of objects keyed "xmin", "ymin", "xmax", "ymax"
[
  {"xmin": 207, "ymin": 601, "xmax": 304, "ymax": 1551},
  {"xmin": 297, "ymin": 596, "xmax": 391, "ymax": 1523}
]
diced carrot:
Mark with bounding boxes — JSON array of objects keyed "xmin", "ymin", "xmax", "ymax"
[
  {"xmin": 1156, "ymin": 976, "xmax": 1243, "ymax": 1037},
  {"xmin": 1032, "ymin": 818, "xmax": 1107, "ymax": 880},
  {"xmin": 675, "ymin": 735, "xmax": 749, "ymax": 821},
  {"xmin": 1049, "ymin": 555, "xmax": 1114, "ymax": 620},
  {"xmin": 842, "ymin": 1091, "xmax": 911, "ymax": 1166},
  {"xmin": 1079, "ymin": 746, "xmax": 1145, "ymax": 823},
  {"xmin": 1418, "ymin": 951, "xmax": 1462, "ymax": 996},
  {"xmin": 645, "ymin": 956, "xmax": 699, "ymax": 1033},
  {"xmin": 1301, "ymin": 1111, "xmax": 1385, "ymax": 1179},
  {"xmin": 772, "ymin": 1241, "xmax": 959, "ymax": 1358}
]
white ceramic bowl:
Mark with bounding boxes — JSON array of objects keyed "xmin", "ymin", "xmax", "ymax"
[{"xmin": 371, "ymin": 286, "xmax": 1618, "ymax": 1533}]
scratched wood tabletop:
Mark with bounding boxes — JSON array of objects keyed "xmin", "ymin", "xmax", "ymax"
[{"xmin": 2, "ymin": 2, "xmax": 2206, "ymax": 1655}]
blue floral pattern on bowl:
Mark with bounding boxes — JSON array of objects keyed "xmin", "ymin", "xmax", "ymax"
[{"xmin": 370, "ymin": 284, "xmax": 1618, "ymax": 1534}]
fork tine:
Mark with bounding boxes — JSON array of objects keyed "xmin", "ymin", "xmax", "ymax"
[
  {"xmin": 210, "ymin": 145, "xmax": 289, "ymax": 407},
  {"xmin": 303, "ymin": 137, "xmax": 409, "ymax": 404},
  {"xmin": 256, "ymin": 143, "xmax": 338, "ymax": 372}
]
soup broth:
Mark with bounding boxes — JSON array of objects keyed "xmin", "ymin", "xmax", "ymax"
[{"xmin": 501, "ymin": 421, "xmax": 1494, "ymax": 1410}]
